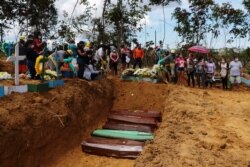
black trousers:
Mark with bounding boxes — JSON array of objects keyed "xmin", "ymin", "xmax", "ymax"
[
  {"xmin": 110, "ymin": 61, "xmax": 118, "ymax": 75},
  {"xmin": 221, "ymin": 76, "xmax": 228, "ymax": 89},
  {"xmin": 77, "ymin": 57, "xmax": 86, "ymax": 79},
  {"xmin": 187, "ymin": 70, "xmax": 195, "ymax": 87},
  {"xmin": 133, "ymin": 58, "xmax": 142, "ymax": 69}
]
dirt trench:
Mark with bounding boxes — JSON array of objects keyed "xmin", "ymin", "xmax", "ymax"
[{"xmin": 0, "ymin": 79, "xmax": 114, "ymax": 167}]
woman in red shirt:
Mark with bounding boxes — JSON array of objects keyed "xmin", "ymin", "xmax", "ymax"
[
  {"xmin": 109, "ymin": 50, "xmax": 119, "ymax": 75},
  {"xmin": 33, "ymin": 32, "xmax": 45, "ymax": 54}
]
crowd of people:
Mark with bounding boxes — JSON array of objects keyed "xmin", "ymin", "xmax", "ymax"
[
  {"xmin": 15, "ymin": 32, "xmax": 137, "ymax": 80},
  {"xmin": 155, "ymin": 47, "xmax": 243, "ymax": 90},
  {"xmin": 13, "ymin": 32, "xmax": 243, "ymax": 89}
]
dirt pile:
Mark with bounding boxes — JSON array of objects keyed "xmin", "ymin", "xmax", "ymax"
[
  {"xmin": 135, "ymin": 86, "xmax": 250, "ymax": 167},
  {"xmin": 0, "ymin": 54, "xmax": 14, "ymax": 74},
  {"xmin": 0, "ymin": 79, "xmax": 113, "ymax": 167},
  {"xmin": 0, "ymin": 75, "xmax": 250, "ymax": 167}
]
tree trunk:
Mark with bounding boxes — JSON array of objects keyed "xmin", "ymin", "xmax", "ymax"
[{"xmin": 101, "ymin": 0, "xmax": 109, "ymax": 43}]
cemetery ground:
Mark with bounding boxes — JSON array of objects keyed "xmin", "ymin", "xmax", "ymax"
[{"xmin": 0, "ymin": 55, "xmax": 249, "ymax": 167}]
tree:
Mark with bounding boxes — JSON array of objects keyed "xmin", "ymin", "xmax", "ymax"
[
  {"xmin": 172, "ymin": 0, "xmax": 247, "ymax": 47},
  {"xmin": 0, "ymin": 0, "xmax": 58, "ymax": 38},
  {"xmin": 212, "ymin": 3, "xmax": 247, "ymax": 46},
  {"xmin": 172, "ymin": 0, "xmax": 215, "ymax": 44}
]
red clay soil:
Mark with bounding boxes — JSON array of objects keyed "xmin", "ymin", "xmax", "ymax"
[
  {"xmin": 0, "ymin": 54, "xmax": 14, "ymax": 74},
  {"xmin": 0, "ymin": 70, "xmax": 249, "ymax": 167},
  {"xmin": 0, "ymin": 79, "xmax": 113, "ymax": 167}
]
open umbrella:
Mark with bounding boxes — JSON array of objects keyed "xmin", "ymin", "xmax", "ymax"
[{"xmin": 188, "ymin": 45, "xmax": 209, "ymax": 54}]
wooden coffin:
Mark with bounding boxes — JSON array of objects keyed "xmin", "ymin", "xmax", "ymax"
[
  {"xmin": 103, "ymin": 121, "xmax": 153, "ymax": 133},
  {"xmin": 111, "ymin": 109, "xmax": 162, "ymax": 122},
  {"xmin": 92, "ymin": 129, "xmax": 154, "ymax": 141},
  {"xmin": 108, "ymin": 113, "xmax": 158, "ymax": 127},
  {"xmin": 82, "ymin": 137, "xmax": 144, "ymax": 159}
]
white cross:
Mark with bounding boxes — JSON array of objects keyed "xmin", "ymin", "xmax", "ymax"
[{"xmin": 6, "ymin": 42, "xmax": 26, "ymax": 85}]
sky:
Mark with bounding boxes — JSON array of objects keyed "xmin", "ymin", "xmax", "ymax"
[{"xmin": 3, "ymin": 0, "xmax": 249, "ymax": 49}]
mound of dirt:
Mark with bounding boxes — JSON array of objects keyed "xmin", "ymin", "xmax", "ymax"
[
  {"xmin": 0, "ymin": 76, "xmax": 249, "ymax": 167},
  {"xmin": 0, "ymin": 79, "xmax": 113, "ymax": 167},
  {"xmin": 0, "ymin": 53, "xmax": 14, "ymax": 74},
  {"xmin": 135, "ymin": 86, "xmax": 250, "ymax": 167}
]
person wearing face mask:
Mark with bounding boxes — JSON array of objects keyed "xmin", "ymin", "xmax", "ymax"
[
  {"xmin": 219, "ymin": 57, "xmax": 229, "ymax": 90},
  {"xmin": 229, "ymin": 56, "xmax": 242, "ymax": 89},
  {"xmin": 33, "ymin": 32, "xmax": 45, "ymax": 54},
  {"xmin": 205, "ymin": 57, "xmax": 216, "ymax": 88},
  {"xmin": 196, "ymin": 57, "xmax": 206, "ymax": 88}
]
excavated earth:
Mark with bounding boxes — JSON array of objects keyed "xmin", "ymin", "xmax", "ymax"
[{"xmin": 0, "ymin": 54, "xmax": 249, "ymax": 166}]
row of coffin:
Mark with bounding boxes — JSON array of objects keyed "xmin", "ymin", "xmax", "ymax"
[{"xmin": 81, "ymin": 109, "xmax": 162, "ymax": 159}]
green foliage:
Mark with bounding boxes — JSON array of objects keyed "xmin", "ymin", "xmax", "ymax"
[
  {"xmin": 172, "ymin": 0, "xmax": 215, "ymax": 44},
  {"xmin": 172, "ymin": 0, "xmax": 247, "ymax": 45},
  {"xmin": 0, "ymin": 0, "xmax": 58, "ymax": 37}
]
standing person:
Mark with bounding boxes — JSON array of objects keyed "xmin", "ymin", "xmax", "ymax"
[
  {"xmin": 125, "ymin": 48, "xmax": 131, "ymax": 68},
  {"xmin": 19, "ymin": 36, "xmax": 27, "ymax": 74},
  {"xmin": 33, "ymin": 32, "xmax": 45, "ymax": 54},
  {"xmin": 155, "ymin": 46, "xmax": 164, "ymax": 64},
  {"xmin": 68, "ymin": 39, "xmax": 78, "ymax": 70},
  {"xmin": 219, "ymin": 57, "xmax": 229, "ymax": 90},
  {"xmin": 164, "ymin": 51, "xmax": 173, "ymax": 82},
  {"xmin": 186, "ymin": 53, "xmax": 195, "ymax": 87},
  {"xmin": 95, "ymin": 44, "xmax": 106, "ymax": 70},
  {"xmin": 25, "ymin": 40, "xmax": 39, "ymax": 79},
  {"xmin": 205, "ymin": 58, "xmax": 216, "ymax": 88},
  {"xmin": 196, "ymin": 57, "xmax": 206, "ymax": 88},
  {"xmin": 175, "ymin": 53, "xmax": 185, "ymax": 85},
  {"xmin": 229, "ymin": 55, "xmax": 242, "ymax": 90},
  {"xmin": 109, "ymin": 50, "xmax": 119, "ymax": 75},
  {"xmin": 121, "ymin": 44, "xmax": 127, "ymax": 70},
  {"xmin": 133, "ymin": 44, "xmax": 144, "ymax": 69},
  {"xmin": 77, "ymin": 41, "xmax": 88, "ymax": 79},
  {"xmin": 68, "ymin": 39, "xmax": 77, "ymax": 58}
]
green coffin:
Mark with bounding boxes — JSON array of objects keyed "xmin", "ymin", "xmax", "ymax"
[
  {"xmin": 28, "ymin": 82, "xmax": 49, "ymax": 92},
  {"xmin": 92, "ymin": 129, "xmax": 154, "ymax": 141}
]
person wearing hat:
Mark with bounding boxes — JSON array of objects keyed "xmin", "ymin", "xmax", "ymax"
[
  {"xmin": 46, "ymin": 49, "xmax": 73, "ymax": 71},
  {"xmin": 109, "ymin": 49, "xmax": 119, "ymax": 75}
]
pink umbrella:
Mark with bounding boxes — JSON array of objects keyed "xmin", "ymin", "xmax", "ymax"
[{"xmin": 188, "ymin": 45, "xmax": 209, "ymax": 54}]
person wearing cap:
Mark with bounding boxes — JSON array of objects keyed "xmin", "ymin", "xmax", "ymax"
[
  {"xmin": 109, "ymin": 49, "xmax": 119, "ymax": 75},
  {"xmin": 229, "ymin": 55, "xmax": 242, "ymax": 89},
  {"xmin": 46, "ymin": 50, "xmax": 73, "ymax": 71},
  {"xmin": 133, "ymin": 44, "xmax": 144, "ymax": 69}
]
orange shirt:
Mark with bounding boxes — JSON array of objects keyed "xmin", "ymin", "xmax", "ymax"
[{"xmin": 133, "ymin": 48, "xmax": 144, "ymax": 59}]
